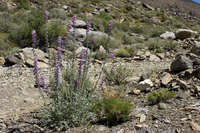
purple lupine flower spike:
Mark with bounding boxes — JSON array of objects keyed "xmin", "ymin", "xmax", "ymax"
[
  {"xmin": 99, "ymin": 76, "xmax": 106, "ymax": 88},
  {"xmin": 45, "ymin": 10, "xmax": 49, "ymax": 21},
  {"xmin": 86, "ymin": 22, "xmax": 91, "ymax": 35},
  {"xmin": 41, "ymin": 75, "xmax": 47, "ymax": 91},
  {"xmin": 78, "ymin": 49, "xmax": 86, "ymax": 76},
  {"xmin": 57, "ymin": 36, "xmax": 62, "ymax": 61},
  {"xmin": 108, "ymin": 20, "xmax": 113, "ymax": 31},
  {"xmin": 111, "ymin": 52, "xmax": 115, "ymax": 60},
  {"xmin": 33, "ymin": 55, "xmax": 39, "ymax": 86},
  {"xmin": 74, "ymin": 79, "xmax": 78, "ymax": 88},
  {"xmin": 72, "ymin": 14, "xmax": 77, "ymax": 26},
  {"xmin": 32, "ymin": 30, "xmax": 36, "ymax": 49},
  {"xmin": 54, "ymin": 64, "xmax": 59, "ymax": 89},
  {"xmin": 67, "ymin": 21, "xmax": 72, "ymax": 33}
]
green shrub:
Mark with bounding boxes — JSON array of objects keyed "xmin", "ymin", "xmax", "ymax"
[
  {"xmin": 103, "ymin": 64, "xmax": 133, "ymax": 85},
  {"xmin": 93, "ymin": 97, "xmax": 133, "ymax": 124},
  {"xmin": 125, "ymin": 46, "xmax": 137, "ymax": 57},
  {"xmin": 93, "ymin": 51, "xmax": 107, "ymax": 60},
  {"xmin": 147, "ymin": 89, "xmax": 175, "ymax": 105},
  {"xmin": 150, "ymin": 27, "xmax": 166, "ymax": 38},
  {"xmin": 13, "ymin": 0, "xmax": 30, "ymax": 10},
  {"xmin": 114, "ymin": 22, "xmax": 130, "ymax": 32},
  {"xmin": 147, "ymin": 39, "xmax": 163, "ymax": 53},
  {"xmin": 0, "ymin": 12, "xmax": 13, "ymax": 33},
  {"xmin": 115, "ymin": 47, "xmax": 130, "ymax": 57},
  {"xmin": 8, "ymin": 9, "xmax": 45, "ymax": 48},
  {"xmin": 121, "ymin": 34, "xmax": 134, "ymax": 45},
  {"xmin": 49, "ymin": 8, "xmax": 66, "ymax": 20}
]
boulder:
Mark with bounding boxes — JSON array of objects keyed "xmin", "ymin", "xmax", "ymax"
[
  {"xmin": 191, "ymin": 42, "xmax": 200, "ymax": 56},
  {"xmin": 0, "ymin": 57, "xmax": 5, "ymax": 66},
  {"xmin": 73, "ymin": 20, "xmax": 87, "ymax": 28},
  {"xmin": 161, "ymin": 72, "xmax": 173, "ymax": 86},
  {"xmin": 69, "ymin": 28, "xmax": 109, "ymax": 42},
  {"xmin": 170, "ymin": 54, "xmax": 193, "ymax": 73},
  {"xmin": 175, "ymin": 29, "xmax": 197, "ymax": 40},
  {"xmin": 5, "ymin": 48, "xmax": 49, "ymax": 68},
  {"xmin": 160, "ymin": 32, "xmax": 175, "ymax": 40}
]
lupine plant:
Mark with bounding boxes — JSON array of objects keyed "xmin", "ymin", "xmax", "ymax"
[{"xmin": 31, "ymin": 11, "xmax": 132, "ymax": 129}]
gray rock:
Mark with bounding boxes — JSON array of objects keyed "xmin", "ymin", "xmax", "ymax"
[
  {"xmin": 191, "ymin": 42, "xmax": 200, "ymax": 56},
  {"xmin": 143, "ymin": 3, "xmax": 155, "ymax": 10},
  {"xmin": 73, "ymin": 20, "xmax": 87, "ymax": 28},
  {"xmin": 158, "ymin": 103, "xmax": 168, "ymax": 110},
  {"xmin": 75, "ymin": 46, "xmax": 90, "ymax": 56},
  {"xmin": 69, "ymin": 28, "xmax": 109, "ymax": 42},
  {"xmin": 149, "ymin": 55, "xmax": 160, "ymax": 62},
  {"xmin": 170, "ymin": 54, "xmax": 193, "ymax": 73},
  {"xmin": 175, "ymin": 29, "xmax": 197, "ymax": 40},
  {"xmin": 99, "ymin": 45, "xmax": 106, "ymax": 54},
  {"xmin": 161, "ymin": 72, "xmax": 173, "ymax": 86},
  {"xmin": 137, "ymin": 79, "xmax": 153, "ymax": 92},
  {"xmin": 160, "ymin": 32, "xmax": 175, "ymax": 40}
]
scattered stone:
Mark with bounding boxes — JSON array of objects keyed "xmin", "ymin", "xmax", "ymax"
[
  {"xmin": 190, "ymin": 122, "xmax": 200, "ymax": 131},
  {"xmin": 158, "ymin": 103, "xmax": 168, "ymax": 110},
  {"xmin": 143, "ymin": 3, "xmax": 154, "ymax": 10},
  {"xmin": 161, "ymin": 72, "xmax": 173, "ymax": 86},
  {"xmin": 99, "ymin": 45, "xmax": 106, "ymax": 54},
  {"xmin": 160, "ymin": 31, "xmax": 176, "ymax": 40},
  {"xmin": 139, "ymin": 114, "xmax": 146, "ymax": 123},
  {"xmin": 149, "ymin": 55, "xmax": 160, "ymax": 62},
  {"xmin": 176, "ymin": 79, "xmax": 191, "ymax": 90},
  {"xmin": 0, "ymin": 57, "xmax": 5, "ymax": 66},
  {"xmin": 156, "ymin": 53, "xmax": 165, "ymax": 59},
  {"xmin": 170, "ymin": 54, "xmax": 193, "ymax": 73},
  {"xmin": 191, "ymin": 42, "xmax": 200, "ymax": 56},
  {"xmin": 96, "ymin": 125, "xmax": 108, "ymax": 132},
  {"xmin": 137, "ymin": 79, "xmax": 153, "ymax": 92},
  {"xmin": 175, "ymin": 29, "xmax": 197, "ymax": 40},
  {"xmin": 145, "ymin": 51, "xmax": 151, "ymax": 57}
]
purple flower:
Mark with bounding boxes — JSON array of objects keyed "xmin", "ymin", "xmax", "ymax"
[
  {"xmin": 33, "ymin": 55, "xmax": 39, "ymax": 86},
  {"xmin": 32, "ymin": 30, "xmax": 36, "ymax": 49},
  {"xmin": 57, "ymin": 36, "xmax": 62, "ymax": 63},
  {"xmin": 99, "ymin": 76, "xmax": 106, "ymax": 88},
  {"xmin": 111, "ymin": 52, "xmax": 115, "ymax": 60},
  {"xmin": 54, "ymin": 64, "xmax": 59, "ymax": 89},
  {"xmin": 86, "ymin": 22, "xmax": 91, "ymax": 35},
  {"xmin": 41, "ymin": 75, "xmax": 47, "ymax": 91},
  {"xmin": 74, "ymin": 79, "xmax": 78, "ymax": 88},
  {"xmin": 108, "ymin": 20, "xmax": 113, "ymax": 31},
  {"xmin": 78, "ymin": 49, "xmax": 86, "ymax": 76},
  {"xmin": 45, "ymin": 10, "xmax": 49, "ymax": 21},
  {"xmin": 72, "ymin": 14, "xmax": 77, "ymax": 26},
  {"xmin": 67, "ymin": 21, "xmax": 72, "ymax": 33}
]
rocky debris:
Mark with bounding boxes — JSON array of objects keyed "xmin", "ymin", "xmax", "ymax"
[
  {"xmin": 161, "ymin": 72, "xmax": 173, "ymax": 86},
  {"xmin": 158, "ymin": 103, "xmax": 168, "ymax": 110},
  {"xmin": 160, "ymin": 32, "xmax": 176, "ymax": 40},
  {"xmin": 190, "ymin": 42, "xmax": 200, "ymax": 56},
  {"xmin": 137, "ymin": 79, "xmax": 153, "ymax": 92},
  {"xmin": 99, "ymin": 45, "xmax": 106, "ymax": 54},
  {"xmin": 149, "ymin": 54, "xmax": 160, "ymax": 62},
  {"xmin": 142, "ymin": 3, "xmax": 155, "ymax": 10},
  {"xmin": 0, "ymin": 57, "xmax": 5, "ymax": 66},
  {"xmin": 175, "ymin": 29, "xmax": 197, "ymax": 40},
  {"xmin": 190, "ymin": 122, "xmax": 200, "ymax": 131},
  {"xmin": 170, "ymin": 54, "xmax": 193, "ymax": 73},
  {"xmin": 5, "ymin": 48, "xmax": 49, "ymax": 68}
]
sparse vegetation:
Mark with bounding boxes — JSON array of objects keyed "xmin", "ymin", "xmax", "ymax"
[
  {"xmin": 93, "ymin": 97, "xmax": 133, "ymax": 125},
  {"xmin": 147, "ymin": 88, "xmax": 175, "ymax": 105}
]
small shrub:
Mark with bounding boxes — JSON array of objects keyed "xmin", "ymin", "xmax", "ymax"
[
  {"xmin": 121, "ymin": 34, "xmax": 134, "ymax": 45},
  {"xmin": 93, "ymin": 97, "xmax": 133, "ymax": 125},
  {"xmin": 93, "ymin": 51, "xmax": 107, "ymax": 60},
  {"xmin": 0, "ymin": 12, "xmax": 13, "ymax": 33},
  {"xmin": 125, "ymin": 46, "xmax": 137, "ymax": 57},
  {"xmin": 103, "ymin": 64, "xmax": 133, "ymax": 85},
  {"xmin": 13, "ymin": 0, "xmax": 30, "ymax": 10},
  {"xmin": 147, "ymin": 39, "xmax": 163, "ymax": 53},
  {"xmin": 49, "ymin": 8, "xmax": 66, "ymax": 20},
  {"xmin": 115, "ymin": 47, "xmax": 130, "ymax": 57},
  {"xmin": 147, "ymin": 89, "xmax": 175, "ymax": 105},
  {"xmin": 150, "ymin": 27, "xmax": 166, "ymax": 38}
]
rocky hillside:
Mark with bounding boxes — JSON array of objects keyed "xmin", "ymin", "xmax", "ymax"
[{"xmin": 133, "ymin": 0, "xmax": 200, "ymax": 23}]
